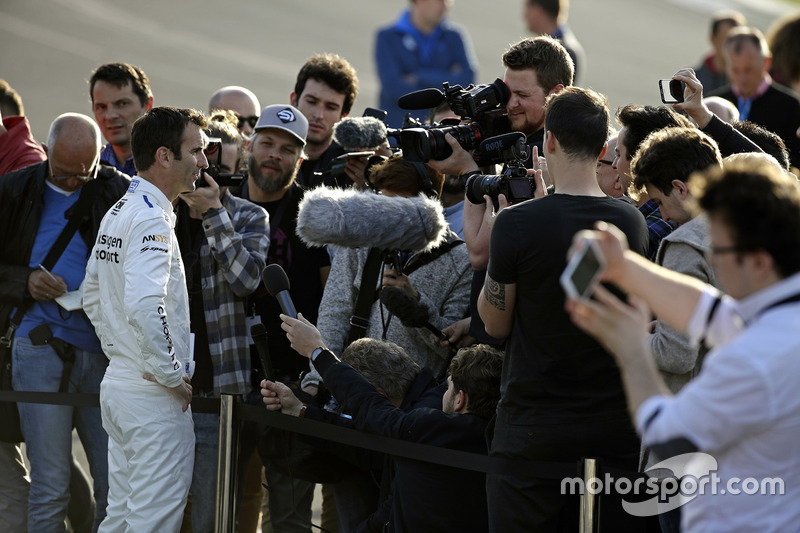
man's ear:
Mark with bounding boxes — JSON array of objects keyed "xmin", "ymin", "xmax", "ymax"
[
  {"xmin": 545, "ymin": 130, "xmax": 557, "ymax": 154},
  {"xmin": 598, "ymin": 143, "xmax": 608, "ymax": 161},
  {"xmin": 547, "ymin": 83, "xmax": 565, "ymax": 97},
  {"xmin": 289, "ymin": 92, "xmax": 298, "ymax": 107},
  {"xmin": 145, "ymin": 96, "xmax": 154, "ymax": 111},
  {"xmin": 156, "ymin": 146, "xmax": 172, "ymax": 168},
  {"xmin": 454, "ymin": 389, "xmax": 468, "ymax": 414},
  {"xmin": 671, "ymin": 179, "xmax": 690, "ymax": 199}
]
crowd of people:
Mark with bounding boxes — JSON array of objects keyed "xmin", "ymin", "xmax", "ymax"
[{"xmin": 1, "ymin": 0, "xmax": 800, "ymax": 532}]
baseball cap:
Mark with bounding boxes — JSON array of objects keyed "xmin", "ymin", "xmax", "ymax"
[{"xmin": 253, "ymin": 104, "xmax": 308, "ymax": 147}]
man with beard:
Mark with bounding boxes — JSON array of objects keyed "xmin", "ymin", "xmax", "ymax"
[{"xmin": 231, "ymin": 104, "xmax": 331, "ymax": 532}]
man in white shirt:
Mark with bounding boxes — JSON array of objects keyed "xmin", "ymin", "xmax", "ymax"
[
  {"xmin": 84, "ymin": 106, "xmax": 209, "ymax": 532},
  {"xmin": 567, "ymin": 160, "xmax": 800, "ymax": 531}
]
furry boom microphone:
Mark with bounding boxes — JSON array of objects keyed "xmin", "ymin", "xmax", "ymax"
[
  {"xmin": 333, "ymin": 117, "xmax": 388, "ymax": 151},
  {"xmin": 296, "ymin": 187, "xmax": 449, "ymax": 253}
]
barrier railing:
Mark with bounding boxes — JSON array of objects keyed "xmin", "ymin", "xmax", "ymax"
[{"xmin": 0, "ymin": 391, "xmax": 631, "ymax": 533}]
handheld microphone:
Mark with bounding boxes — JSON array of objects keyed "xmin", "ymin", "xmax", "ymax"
[
  {"xmin": 250, "ymin": 322, "xmax": 274, "ymax": 381},
  {"xmin": 398, "ymin": 88, "xmax": 445, "ymax": 110},
  {"xmin": 263, "ymin": 264, "xmax": 297, "ymax": 318},
  {"xmin": 379, "ymin": 286, "xmax": 447, "ymax": 341}
]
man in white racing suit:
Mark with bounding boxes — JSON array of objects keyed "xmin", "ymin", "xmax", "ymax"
[{"xmin": 84, "ymin": 106, "xmax": 209, "ymax": 532}]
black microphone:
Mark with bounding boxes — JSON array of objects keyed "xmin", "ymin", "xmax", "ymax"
[
  {"xmin": 250, "ymin": 322, "xmax": 274, "ymax": 381},
  {"xmin": 263, "ymin": 264, "xmax": 297, "ymax": 318},
  {"xmin": 478, "ymin": 132, "xmax": 527, "ymax": 154},
  {"xmin": 379, "ymin": 286, "xmax": 447, "ymax": 341},
  {"xmin": 398, "ymin": 88, "xmax": 445, "ymax": 110}
]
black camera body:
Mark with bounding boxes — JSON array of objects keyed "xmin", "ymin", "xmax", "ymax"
[
  {"xmin": 198, "ymin": 138, "xmax": 246, "ymax": 187},
  {"xmin": 465, "ymin": 133, "xmax": 535, "ymax": 204},
  {"xmin": 393, "ymin": 78, "xmax": 512, "ymax": 163}
]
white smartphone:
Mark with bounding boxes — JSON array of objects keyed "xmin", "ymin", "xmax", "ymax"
[{"xmin": 560, "ymin": 238, "xmax": 606, "ymax": 300}]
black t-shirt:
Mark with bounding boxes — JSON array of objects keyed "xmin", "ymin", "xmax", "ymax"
[
  {"xmin": 234, "ymin": 181, "xmax": 331, "ymax": 381},
  {"xmin": 295, "ymin": 140, "xmax": 353, "ymax": 190},
  {"xmin": 487, "ymin": 194, "xmax": 648, "ymax": 424}
]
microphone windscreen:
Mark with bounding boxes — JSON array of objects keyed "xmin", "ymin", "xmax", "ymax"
[
  {"xmin": 263, "ymin": 264, "xmax": 291, "ymax": 296},
  {"xmin": 379, "ymin": 287, "xmax": 430, "ymax": 327},
  {"xmin": 333, "ymin": 117, "xmax": 388, "ymax": 151},
  {"xmin": 296, "ymin": 187, "xmax": 449, "ymax": 253},
  {"xmin": 398, "ymin": 88, "xmax": 445, "ymax": 110}
]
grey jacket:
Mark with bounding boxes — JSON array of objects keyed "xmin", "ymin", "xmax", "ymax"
[
  {"xmin": 303, "ymin": 234, "xmax": 471, "ymax": 386},
  {"xmin": 650, "ymin": 215, "xmax": 719, "ymax": 393}
]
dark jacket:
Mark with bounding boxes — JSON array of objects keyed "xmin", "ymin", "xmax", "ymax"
[
  {"xmin": 0, "ymin": 161, "xmax": 130, "ymax": 316},
  {"xmin": 317, "ymin": 351, "xmax": 490, "ymax": 533}
]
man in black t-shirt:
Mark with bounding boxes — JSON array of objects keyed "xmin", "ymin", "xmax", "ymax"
[{"xmin": 478, "ymin": 87, "xmax": 649, "ymax": 532}]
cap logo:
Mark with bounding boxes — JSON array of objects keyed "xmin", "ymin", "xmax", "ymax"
[{"xmin": 277, "ymin": 108, "xmax": 296, "ymax": 124}]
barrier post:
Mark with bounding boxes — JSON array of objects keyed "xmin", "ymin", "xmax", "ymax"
[
  {"xmin": 215, "ymin": 394, "xmax": 239, "ymax": 533},
  {"xmin": 579, "ymin": 458, "xmax": 599, "ymax": 533}
]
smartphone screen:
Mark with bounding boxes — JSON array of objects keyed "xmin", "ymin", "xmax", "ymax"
[{"xmin": 658, "ymin": 80, "xmax": 684, "ymax": 104}]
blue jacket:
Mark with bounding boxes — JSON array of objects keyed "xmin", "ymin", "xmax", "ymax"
[{"xmin": 375, "ymin": 10, "xmax": 477, "ymax": 127}]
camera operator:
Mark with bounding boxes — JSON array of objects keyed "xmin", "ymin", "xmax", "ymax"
[
  {"xmin": 265, "ymin": 314, "xmax": 503, "ymax": 533},
  {"xmin": 174, "ymin": 112, "xmax": 269, "ymax": 533},
  {"xmin": 478, "ymin": 87, "xmax": 648, "ymax": 531}
]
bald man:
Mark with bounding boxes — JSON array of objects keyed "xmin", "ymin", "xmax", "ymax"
[
  {"xmin": 209, "ymin": 85, "xmax": 261, "ymax": 137},
  {"xmin": 0, "ymin": 113, "xmax": 130, "ymax": 531}
]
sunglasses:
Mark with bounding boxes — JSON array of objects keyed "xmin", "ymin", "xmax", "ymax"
[{"xmin": 235, "ymin": 114, "xmax": 259, "ymax": 130}]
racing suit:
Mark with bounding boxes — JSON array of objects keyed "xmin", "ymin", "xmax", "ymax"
[{"xmin": 84, "ymin": 177, "xmax": 194, "ymax": 532}]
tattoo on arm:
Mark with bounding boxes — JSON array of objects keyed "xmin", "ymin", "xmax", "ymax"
[{"xmin": 485, "ymin": 278, "xmax": 506, "ymax": 310}]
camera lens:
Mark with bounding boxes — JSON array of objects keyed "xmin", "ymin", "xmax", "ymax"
[{"xmin": 466, "ymin": 174, "xmax": 504, "ymax": 204}]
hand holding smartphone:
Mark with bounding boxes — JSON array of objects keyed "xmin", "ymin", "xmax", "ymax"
[{"xmin": 560, "ymin": 237, "xmax": 606, "ymax": 301}]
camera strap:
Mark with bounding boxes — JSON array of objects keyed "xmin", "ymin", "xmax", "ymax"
[
  {"xmin": 1, "ymin": 177, "xmax": 99, "ymax": 348},
  {"xmin": 345, "ymin": 248, "xmax": 384, "ymax": 350}
]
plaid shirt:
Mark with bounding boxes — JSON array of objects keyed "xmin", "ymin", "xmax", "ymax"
[
  {"xmin": 199, "ymin": 190, "xmax": 269, "ymax": 395},
  {"xmin": 639, "ymin": 199, "xmax": 676, "ymax": 262}
]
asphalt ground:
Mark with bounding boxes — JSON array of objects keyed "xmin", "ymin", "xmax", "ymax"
[{"xmin": 1, "ymin": 0, "xmax": 795, "ymax": 141}]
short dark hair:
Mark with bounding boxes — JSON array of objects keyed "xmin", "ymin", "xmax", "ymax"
[
  {"xmin": 89, "ymin": 63, "xmax": 153, "ymax": 107},
  {"xmin": 294, "ymin": 54, "xmax": 359, "ymax": 116},
  {"xmin": 768, "ymin": 13, "xmax": 800, "ymax": 87},
  {"xmin": 725, "ymin": 26, "xmax": 770, "ymax": 57},
  {"xmin": 527, "ymin": 0, "xmax": 563, "ymax": 20},
  {"xmin": 341, "ymin": 338, "xmax": 420, "ymax": 402},
  {"xmin": 631, "ymin": 127, "xmax": 722, "ymax": 195},
  {"xmin": 502, "ymin": 36, "xmax": 574, "ymax": 93},
  {"xmin": 370, "ymin": 154, "xmax": 444, "ymax": 197},
  {"xmin": 0, "ymin": 79, "xmax": 24, "ymax": 117},
  {"xmin": 710, "ymin": 11, "xmax": 746, "ymax": 37},
  {"xmin": 131, "ymin": 107, "xmax": 208, "ymax": 172},
  {"xmin": 695, "ymin": 161, "xmax": 800, "ymax": 278},
  {"xmin": 544, "ymin": 87, "xmax": 609, "ymax": 161},
  {"xmin": 616, "ymin": 105, "xmax": 694, "ymax": 160},
  {"xmin": 731, "ymin": 120, "xmax": 790, "ymax": 170},
  {"xmin": 448, "ymin": 345, "xmax": 504, "ymax": 420}
]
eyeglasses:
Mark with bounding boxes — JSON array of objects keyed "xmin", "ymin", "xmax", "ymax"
[
  {"xmin": 596, "ymin": 160, "xmax": 613, "ymax": 173},
  {"xmin": 705, "ymin": 245, "xmax": 754, "ymax": 259},
  {"xmin": 48, "ymin": 155, "xmax": 100, "ymax": 182},
  {"xmin": 235, "ymin": 114, "xmax": 259, "ymax": 130}
]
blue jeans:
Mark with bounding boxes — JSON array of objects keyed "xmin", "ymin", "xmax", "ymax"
[
  {"xmin": 12, "ymin": 335, "xmax": 109, "ymax": 533},
  {"xmin": 190, "ymin": 409, "xmax": 221, "ymax": 533}
]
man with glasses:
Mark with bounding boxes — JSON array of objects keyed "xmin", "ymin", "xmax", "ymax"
[
  {"xmin": 567, "ymin": 160, "xmax": 800, "ymax": 531},
  {"xmin": 596, "ymin": 132, "xmax": 623, "ymax": 198},
  {"xmin": 209, "ymin": 85, "xmax": 262, "ymax": 138},
  {"xmin": 0, "ymin": 113, "xmax": 129, "ymax": 531},
  {"xmin": 90, "ymin": 62, "xmax": 154, "ymax": 177}
]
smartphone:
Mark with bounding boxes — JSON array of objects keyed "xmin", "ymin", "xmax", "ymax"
[
  {"xmin": 560, "ymin": 238, "xmax": 606, "ymax": 300},
  {"xmin": 659, "ymin": 79, "xmax": 685, "ymax": 104}
]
